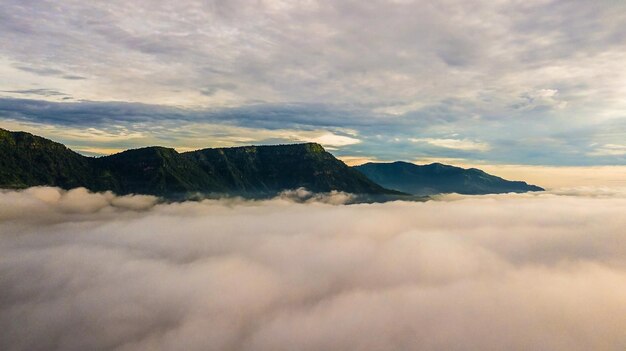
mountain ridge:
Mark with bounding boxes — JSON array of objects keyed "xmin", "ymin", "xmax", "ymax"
[
  {"xmin": 0, "ymin": 128, "xmax": 398, "ymax": 198},
  {"xmin": 353, "ymin": 161, "xmax": 544, "ymax": 195},
  {"xmin": 1, "ymin": 128, "xmax": 544, "ymax": 199}
]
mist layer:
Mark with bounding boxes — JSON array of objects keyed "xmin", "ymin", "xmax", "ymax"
[{"xmin": 1, "ymin": 187, "xmax": 626, "ymax": 351}]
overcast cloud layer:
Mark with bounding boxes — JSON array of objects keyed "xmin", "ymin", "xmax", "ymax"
[
  {"xmin": 2, "ymin": 187, "xmax": 626, "ymax": 350},
  {"xmin": 1, "ymin": 0, "xmax": 626, "ymax": 164}
]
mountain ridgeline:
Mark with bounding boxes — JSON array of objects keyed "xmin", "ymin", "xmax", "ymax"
[
  {"xmin": 353, "ymin": 161, "xmax": 544, "ymax": 195},
  {"xmin": 0, "ymin": 128, "xmax": 396, "ymax": 198},
  {"xmin": 0, "ymin": 128, "xmax": 544, "ymax": 199}
]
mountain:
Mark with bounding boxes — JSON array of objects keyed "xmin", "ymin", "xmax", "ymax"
[
  {"xmin": 353, "ymin": 161, "xmax": 544, "ymax": 195},
  {"xmin": 185, "ymin": 143, "xmax": 390, "ymax": 194},
  {"xmin": 0, "ymin": 129, "xmax": 95, "ymax": 189},
  {"xmin": 0, "ymin": 128, "xmax": 397, "ymax": 197}
]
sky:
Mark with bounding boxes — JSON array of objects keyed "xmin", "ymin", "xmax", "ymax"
[{"xmin": 1, "ymin": 0, "xmax": 626, "ymax": 167}]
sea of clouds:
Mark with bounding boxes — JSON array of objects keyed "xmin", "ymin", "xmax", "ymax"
[{"xmin": 2, "ymin": 186, "xmax": 626, "ymax": 351}]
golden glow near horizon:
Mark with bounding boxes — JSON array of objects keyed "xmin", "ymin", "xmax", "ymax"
[
  {"xmin": 2, "ymin": 118, "xmax": 624, "ymax": 190},
  {"xmin": 340, "ymin": 155, "xmax": 626, "ymax": 190}
]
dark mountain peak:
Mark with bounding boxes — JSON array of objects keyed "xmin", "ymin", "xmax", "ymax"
[
  {"xmin": 190, "ymin": 142, "xmax": 326, "ymax": 155},
  {"xmin": 363, "ymin": 161, "xmax": 456, "ymax": 173},
  {"xmin": 299, "ymin": 142, "xmax": 325, "ymax": 152},
  {"xmin": 466, "ymin": 167, "xmax": 489, "ymax": 175},
  {"xmin": 1, "ymin": 127, "xmax": 26, "ymax": 137},
  {"xmin": 424, "ymin": 162, "xmax": 453, "ymax": 169},
  {"xmin": 0, "ymin": 128, "xmax": 93, "ymax": 189},
  {"xmin": 354, "ymin": 161, "xmax": 544, "ymax": 195},
  {"xmin": 0, "ymin": 128, "xmax": 73, "ymax": 153},
  {"xmin": 253, "ymin": 142, "xmax": 325, "ymax": 151},
  {"xmin": 425, "ymin": 162, "xmax": 447, "ymax": 167},
  {"xmin": 107, "ymin": 146, "xmax": 179, "ymax": 159},
  {"xmin": 361, "ymin": 160, "xmax": 412, "ymax": 168},
  {"xmin": 392, "ymin": 161, "xmax": 414, "ymax": 166},
  {"xmin": 1, "ymin": 130, "xmax": 396, "ymax": 197},
  {"xmin": 1, "ymin": 128, "xmax": 40, "ymax": 141},
  {"xmin": 184, "ymin": 141, "xmax": 392, "ymax": 195}
]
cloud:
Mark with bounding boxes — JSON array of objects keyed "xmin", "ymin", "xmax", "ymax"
[
  {"xmin": 276, "ymin": 188, "xmax": 355, "ymax": 205},
  {"xmin": 588, "ymin": 143, "xmax": 626, "ymax": 156},
  {"xmin": 513, "ymin": 88, "xmax": 568, "ymax": 111},
  {"xmin": 2, "ymin": 89, "xmax": 69, "ymax": 97},
  {"xmin": 13, "ymin": 65, "xmax": 86, "ymax": 80},
  {"xmin": 4, "ymin": 96, "xmax": 624, "ymax": 166},
  {"xmin": 0, "ymin": 98, "xmax": 375, "ymax": 130},
  {"xmin": 1, "ymin": 1, "xmax": 625, "ymax": 165},
  {"xmin": 0, "ymin": 98, "xmax": 367, "ymax": 154},
  {"xmin": 1, "ymin": 0, "xmax": 625, "ymax": 109},
  {"xmin": 309, "ymin": 133, "xmax": 360, "ymax": 147},
  {"xmin": 13, "ymin": 66, "xmax": 65, "ymax": 76},
  {"xmin": 2, "ymin": 187, "xmax": 626, "ymax": 350},
  {"xmin": 0, "ymin": 187, "xmax": 158, "ymax": 223},
  {"xmin": 409, "ymin": 137, "xmax": 491, "ymax": 152}
]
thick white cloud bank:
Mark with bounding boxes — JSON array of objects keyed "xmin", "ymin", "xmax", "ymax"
[{"xmin": 2, "ymin": 187, "xmax": 626, "ymax": 350}]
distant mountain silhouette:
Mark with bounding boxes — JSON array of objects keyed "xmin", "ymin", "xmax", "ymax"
[
  {"xmin": 0, "ymin": 128, "xmax": 398, "ymax": 198},
  {"xmin": 354, "ymin": 161, "xmax": 544, "ymax": 195}
]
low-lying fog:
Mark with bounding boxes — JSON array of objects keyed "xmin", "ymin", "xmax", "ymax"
[{"xmin": 2, "ymin": 186, "xmax": 626, "ymax": 351}]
